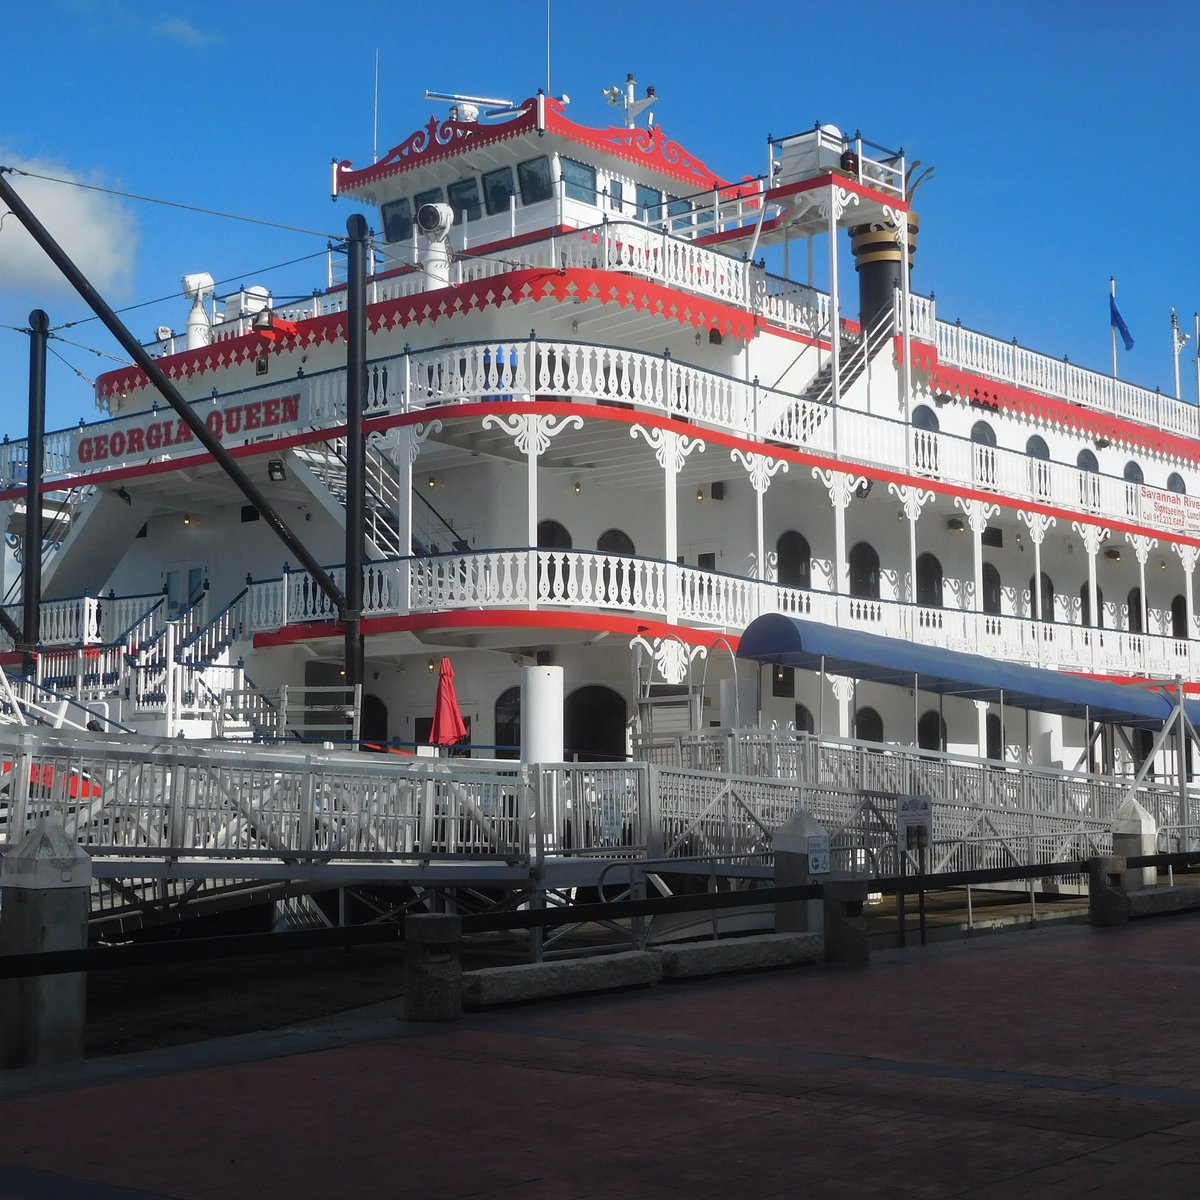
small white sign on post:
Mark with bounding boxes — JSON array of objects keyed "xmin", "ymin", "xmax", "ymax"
[
  {"xmin": 806, "ymin": 834, "xmax": 831, "ymax": 875},
  {"xmin": 896, "ymin": 794, "xmax": 933, "ymax": 853}
]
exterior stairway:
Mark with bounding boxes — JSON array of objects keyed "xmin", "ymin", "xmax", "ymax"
[{"xmin": 768, "ymin": 308, "xmax": 895, "ymax": 444}]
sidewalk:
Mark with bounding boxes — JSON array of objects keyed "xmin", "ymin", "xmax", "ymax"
[{"xmin": 2, "ymin": 917, "xmax": 1200, "ymax": 1198}]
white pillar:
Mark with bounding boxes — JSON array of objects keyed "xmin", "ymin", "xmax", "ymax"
[{"xmin": 521, "ymin": 665, "xmax": 563, "ymax": 764}]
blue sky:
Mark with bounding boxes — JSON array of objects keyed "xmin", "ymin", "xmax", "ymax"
[{"xmin": 1, "ymin": 0, "xmax": 1198, "ymax": 435}]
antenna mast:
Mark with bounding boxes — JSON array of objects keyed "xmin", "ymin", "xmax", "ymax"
[
  {"xmin": 372, "ymin": 49, "xmax": 380, "ymax": 163},
  {"xmin": 546, "ymin": 0, "xmax": 552, "ymax": 96}
]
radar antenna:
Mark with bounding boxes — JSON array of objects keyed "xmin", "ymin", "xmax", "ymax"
[{"xmin": 602, "ymin": 73, "xmax": 659, "ymax": 129}]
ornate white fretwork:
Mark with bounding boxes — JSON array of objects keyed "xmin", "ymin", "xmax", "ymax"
[
  {"xmin": 1173, "ymin": 543, "xmax": 1200, "ymax": 574},
  {"xmin": 630, "ymin": 634, "xmax": 707, "ymax": 686},
  {"xmin": 888, "ymin": 481, "xmax": 933, "ymax": 522},
  {"xmin": 482, "ymin": 412, "xmax": 583, "ymax": 457},
  {"xmin": 1071, "ymin": 521, "xmax": 1111, "ymax": 557},
  {"xmin": 953, "ymin": 496, "xmax": 999, "ymax": 535},
  {"xmin": 1127, "ymin": 534, "xmax": 1159, "ymax": 566},
  {"xmin": 828, "ymin": 674, "xmax": 856, "ymax": 704},
  {"xmin": 730, "ymin": 448, "xmax": 788, "ymax": 494},
  {"xmin": 1018, "ymin": 510, "xmax": 1057, "ymax": 547},
  {"xmin": 812, "ymin": 467, "xmax": 868, "ymax": 510},
  {"xmin": 630, "ymin": 425, "xmax": 706, "ymax": 471},
  {"xmin": 814, "ymin": 187, "xmax": 860, "ymax": 223},
  {"xmin": 405, "ymin": 420, "xmax": 444, "ymax": 463}
]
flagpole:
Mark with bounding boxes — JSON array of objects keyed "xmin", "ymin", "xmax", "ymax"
[
  {"xmin": 1173, "ymin": 309, "xmax": 1182, "ymax": 400},
  {"xmin": 1194, "ymin": 312, "xmax": 1199, "ymax": 407},
  {"xmin": 1110, "ymin": 277, "xmax": 1118, "ymax": 378}
]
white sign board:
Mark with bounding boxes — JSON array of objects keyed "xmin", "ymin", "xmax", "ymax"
[
  {"xmin": 896, "ymin": 794, "xmax": 933, "ymax": 852},
  {"xmin": 806, "ymin": 834, "xmax": 831, "ymax": 874}
]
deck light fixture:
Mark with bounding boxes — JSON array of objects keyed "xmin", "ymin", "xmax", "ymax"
[
  {"xmin": 183, "ymin": 513, "xmax": 191, "ymax": 525},
  {"xmin": 267, "ymin": 459, "xmax": 286, "ymax": 482},
  {"xmin": 1103, "ymin": 547, "xmax": 1121, "ymax": 562},
  {"xmin": 946, "ymin": 516, "xmax": 965, "ymax": 533}
]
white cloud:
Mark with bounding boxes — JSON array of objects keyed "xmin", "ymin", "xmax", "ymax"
[
  {"xmin": 0, "ymin": 156, "xmax": 139, "ymax": 298},
  {"xmin": 156, "ymin": 19, "xmax": 218, "ymax": 47}
]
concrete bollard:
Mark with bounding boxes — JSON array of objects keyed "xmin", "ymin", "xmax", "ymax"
[
  {"xmin": 0, "ymin": 819, "xmax": 92, "ymax": 1069},
  {"xmin": 1088, "ymin": 855, "xmax": 1129, "ymax": 927},
  {"xmin": 1111, "ymin": 800, "xmax": 1156, "ymax": 891},
  {"xmin": 773, "ymin": 812, "xmax": 827, "ymax": 934},
  {"xmin": 822, "ymin": 880, "xmax": 870, "ymax": 964},
  {"xmin": 403, "ymin": 914, "xmax": 462, "ymax": 1022}
]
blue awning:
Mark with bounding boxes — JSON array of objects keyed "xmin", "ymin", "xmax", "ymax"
[{"xmin": 737, "ymin": 614, "xmax": 1188, "ymax": 730}]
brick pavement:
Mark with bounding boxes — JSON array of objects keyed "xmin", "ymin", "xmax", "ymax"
[{"xmin": 2, "ymin": 918, "xmax": 1200, "ymax": 1198}]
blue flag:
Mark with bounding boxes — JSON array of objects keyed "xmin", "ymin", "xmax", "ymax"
[{"xmin": 1110, "ymin": 295, "xmax": 1134, "ymax": 352}]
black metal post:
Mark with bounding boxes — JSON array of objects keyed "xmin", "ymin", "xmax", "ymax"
[
  {"xmin": 344, "ymin": 215, "xmax": 367, "ymax": 695},
  {"xmin": 22, "ymin": 310, "xmax": 48, "ymax": 673},
  {"xmin": 0, "ymin": 168, "xmax": 346, "ymax": 616}
]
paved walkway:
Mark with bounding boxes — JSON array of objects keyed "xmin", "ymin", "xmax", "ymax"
[{"xmin": 2, "ymin": 917, "xmax": 1200, "ymax": 1198}]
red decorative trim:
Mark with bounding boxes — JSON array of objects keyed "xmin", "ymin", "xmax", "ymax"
[
  {"xmin": 335, "ymin": 95, "xmax": 739, "ymax": 198},
  {"xmin": 254, "ymin": 607, "xmax": 742, "ymax": 651},
  {"xmin": 901, "ymin": 341, "xmax": 1200, "ymax": 467},
  {"xmin": 96, "ymin": 267, "xmax": 759, "ymax": 402},
  {"xmin": 541, "ymin": 102, "xmax": 736, "ymax": 194},
  {"xmin": 336, "ymin": 100, "xmax": 541, "ymax": 194}
]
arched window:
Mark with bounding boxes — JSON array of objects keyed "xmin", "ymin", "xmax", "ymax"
[
  {"xmin": 1128, "ymin": 586, "xmax": 1144, "ymax": 635},
  {"xmin": 776, "ymin": 530, "xmax": 812, "ymax": 589},
  {"xmin": 1080, "ymin": 582, "xmax": 1104, "ymax": 628},
  {"xmin": 848, "ymin": 542, "xmax": 880, "ymax": 600},
  {"xmin": 912, "ymin": 405, "xmax": 939, "ymax": 432},
  {"xmin": 597, "ymin": 528, "xmax": 634, "ymax": 555},
  {"xmin": 1026, "ymin": 435, "xmax": 1050, "ymax": 498},
  {"xmin": 971, "ymin": 420, "xmax": 997, "ymax": 486},
  {"xmin": 537, "ymin": 519, "xmax": 572, "ymax": 549},
  {"xmin": 494, "ymin": 686, "xmax": 521, "ymax": 760},
  {"xmin": 854, "ymin": 706, "xmax": 883, "ymax": 744},
  {"xmin": 794, "ymin": 703, "xmax": 815, "ymax": 734},
  {"xmin": 1168, "ymin": 472, "xmax": 1187, "ymax": 495},
  {"xmin": 597, "ymin": 528, "xmax": 635, "ymax": 600},
  {"xmin": 918, "ymin": 709, "xmax": 946, "ymax": 753},
  {"xmin": 1077, "ymin": 448, "xmax": 1099, "ymax": 508},
  {"xmin": 1123, "ymin": 460, "xmax": 1144, "ymax": 517},
  {"xmin": 912, "ymin": 405, "xmax": 940, "ymax": 473},
  {"xmin": 982, "ymin": 563, "xmax": 1002, "ymax": 615},
  {"xmin": 1124, "ymin": 461, "xmax": 1144, "ymax": 485},
  {"xmin": 1029, "ymin": 572, "xmax": 1055, "ymax": 621},
  {"xmin": 1172, "ymin": 594, "xmax": 1188, "ymax": 640},
  {"xmin": 916, "ymin": 552, "xmax": 943, "ymax": 608},
  {"xmin": 986, "ymin": 713, "xmax": 1003, "ymax": 761}
]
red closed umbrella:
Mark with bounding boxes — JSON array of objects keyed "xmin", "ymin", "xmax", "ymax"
[{"xmin": 429, "ymin": 656, "xmax": 468, "ymax": 747}]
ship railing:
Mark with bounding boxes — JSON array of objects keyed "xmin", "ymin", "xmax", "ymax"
[
  {"xmin": 768, "ymin": 125, "xmax": 906, "ymax": 198},
  {"xmin": 176, "ymin": 587, "xmax": 249, "ymax": 667},
  {"xmin": 0, "ymin": 721, "xmax": 1128, "ymax": 882},
  {"xmin": 933, "ymin": 315, "xmax": 1199, "ymax": 438},
  {"xmin": 137, "ymin": 219, "xmax": 827, "ymax": 359},
  {"xmin": 239, "ymin": 547, "xmax": 1195, "ymax": 681},
  {"xmin": 26, "ymin": 326, "xmax": 1200, "ymax": 546},
  {"xmin": 637, "ymin": 728, "xmax": 1177, "ymax": 830},
  {"xmin": 3, "ymin": 590, "xmax": 166, "ymax": 651},
  {"xmin": 0, "ymin": 726, "xmax": 538, "ymax": 865}
]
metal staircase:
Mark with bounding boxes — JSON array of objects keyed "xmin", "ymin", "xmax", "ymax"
[{"xmin": 769, "ymin": 308, "xmax": 895, "ymax": 444}]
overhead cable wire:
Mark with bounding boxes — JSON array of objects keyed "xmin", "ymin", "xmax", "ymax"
[{"xmin": 2, "ymin": 166, "xmax": 341, "ymax": 241}]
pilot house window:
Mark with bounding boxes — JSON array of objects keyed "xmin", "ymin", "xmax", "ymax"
[
  {"xmin": 381, "ymin": 198, "xmax": 412, "ymax": 243},
  {"xmin": 482, "ymin": 167, "xmax": 515, "ymax": 215},
  {"xmin": 518, "ymin": 156, "xmax": 553, "ymax": 205},
  {"xmin": 447, "ymin": 178, "xmax": 481, "ymax": 224},
  {"xmin": 560, "ymin": 158, "xmax": 597, "ymax": 203}
]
